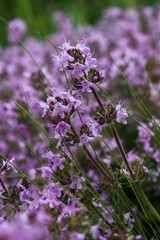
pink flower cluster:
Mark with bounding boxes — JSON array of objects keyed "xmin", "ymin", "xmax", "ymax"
[{"xmin": 0, "ymin": 6, "xmax": 160, "ymax": 240}]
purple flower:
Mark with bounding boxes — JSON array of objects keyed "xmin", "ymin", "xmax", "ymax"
[
  {"xmin": 0, "ymin": 206, "xmax": 4, "ymax": 223},
  {"xmin": 153, "ymin": 151, "xmax": 160, "ymax": 163},
  {"xmin": 138, "ymin": 123, "xmax": 154, "ymax": 154},
  {"xmin": 40, "ymin": 166, "xmax": 53, "ymax": 180},
  {"xmin": 127, "ymin": 151, "xmax": 141, "ymax": 164},
  {"xmin": 39, "ymin": 183, "xmax": 63, "ymax": 208},
  {"xmin": 70, "ymin": 174, "xmax": 85, "ymax": 189},
  {"xmin": 124, "ymin": 212, "xmax": 135, "ymax": 228},
  {"xmin": 39, "ymin": 101, "xmax": 49, "ymax": 117},
  {"xmin": 55, "ymin": 121, "xmax": 71, "ymax": 136},
  {"xmin": 53, "ymin": 40, "xmax": 99, "ymax": 93},
  {"xmin": 43, "ymin": 151, "xmax": 65, "ymax": 172},
  {"xmin": 0, "ymin": 157, "xmax": 17, "ymax": 176},
  {"xmin": 87, "ymin": 118, "xmax": 102, "ymax": 137},
  {"xmin": 39, "ymin": 88, "xmax": 82, "ymax": 121},
  {"xmin": 17, "ymin": 179, "xmax": 30, "ymax": 202},
  {"xmin": 57, "ymin": 203, "xmax": 80, "ymax": 223},
  {"xmin": 135, "ymin": 235, "xmax": 142, "ymax": 240},
  {"xmin": 116, "ymin": 104, "xmax": 128, "ymax": 124},
  {"xmin": 8, "ymin": 18, "xmax": 26, "ymax": 44},
  {"xmin": 79, "ymin": 134, "xmax": 94, "ymax": 147},
  {"xmin": 19, "ymin": 189, "xmax": 30, "ymax": 202},
  {"xmin": 70, "ymin": 232, "xmax": 85, "ymax": 240},
  {"xmin": 52, "ymin": 102, "xmax": 71, "ymax": 119}
]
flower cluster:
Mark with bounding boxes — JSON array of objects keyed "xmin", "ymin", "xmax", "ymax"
[
  {"xmin": 94, "ymin": 102, "xmax": 128, "ymax": 125},
  {"xmin": 54, "ymin": 40, "xmax": 104, "ymax": 93},
  {"xmin": 0, "ymin": 6, "xmax": 160, "ymax": 240}
]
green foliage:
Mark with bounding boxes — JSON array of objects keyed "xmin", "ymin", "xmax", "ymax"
[{"xmin": 0, "ymin": 0, "xmax": 160, "ymax": 46}]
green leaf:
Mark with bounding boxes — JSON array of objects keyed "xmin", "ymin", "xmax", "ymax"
[{"xmin": 120, "ymin": 172, "xmax": 158, "ymax": 187}]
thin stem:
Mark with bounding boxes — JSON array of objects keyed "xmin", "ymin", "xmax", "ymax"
[
  {"xmin": 118, "ymin": 189, "xmax": 147, "ymax": 240},
  {"xmin": 112, "ymin": 126, "xmax": 160, "ymax": 224},
  {"xmin": 83, "ymin": 145, "xmax": 113, "ymax": 183},
  {"xmin": 62, "ymin": 65, "xmax": 70, "ymax": 89},
  {"xmin": 90, "ymin": 202, "xmax": 113, "ymax": 228},
  {"xmin": 137, "ymin": 186, "xmax": 160, "ymax": 224},
  {"xmin": 69, "ymin": 120, "xmax": 113, "ymax": 183},
  {"xmin": 90, "ymin": 88, "xmax": 135, "ymax": 181},
  {"xmin": 91, "ymin": 87, "xmax": 160, "ymax": 232},
  {"xmin": 112, "ymin": 125, "xmax": 136, "ymax": 181},
  {"xmin": 77, "ymin": 109, "xmax": 83, "ymax": 124},
  {"xmin": 0, "ymin": 178, "xmax": 8, "ymax": 192},
  {"xmin": 91, "ymin": 87, "xmax": 106, "ymax": 111}
]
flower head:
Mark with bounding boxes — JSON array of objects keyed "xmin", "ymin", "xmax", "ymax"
[{"xmin": 8, "ymin": 18, "xmax": 26, "ymax": 44}]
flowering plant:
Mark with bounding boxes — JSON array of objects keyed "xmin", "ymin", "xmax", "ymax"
[{"xmin": 0, "ymin": 7, "xmax": 160, "ymax": 239}]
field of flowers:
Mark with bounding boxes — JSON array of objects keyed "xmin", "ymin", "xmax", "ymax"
[{"xmin": 0, "ymin": 6, "xmax": 160, "ymax": 240}]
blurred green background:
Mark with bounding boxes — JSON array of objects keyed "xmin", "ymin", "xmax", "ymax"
[{"xmin": 0, "ymin": 0, "xmax": 159, "ymax": 46}]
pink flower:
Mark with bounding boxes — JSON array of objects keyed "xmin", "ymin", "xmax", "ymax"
[
  {"xmin": 70, "ymin": 174, "xmax": 85, "ymax": 189},
  {"xmin": 40, "ymin": 166, "xmax": 53, "ymax": 180},
  {"xmin": 8, "ymin": 18, "xmax": 26, "ymax": 44},
  {"xmin": 43, "ymin": 151, "xmax": 65, "ymax": 172},
  {"xmin": 124, "ymin": 212, "xmax": 135, "ymax": 228},
  {"xmin": 79, "ymin": 134, "xmax": 94, "ymax": 147},
  {"xmin": 116, "ymin": 104, "xmax": 128, "ymax": 124},
  {"xmin": 39, "ymin": 101, "xmax": 49, "ymax": 117},
  {"xmin": 55, "ymin": 121, "xmax": 71, "ymax": 136},
  {"xmin": 20, "ymin": 189, "xmax": 30, "ymax": 202}
]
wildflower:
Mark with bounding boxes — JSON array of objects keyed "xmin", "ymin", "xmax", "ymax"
[
  {"xmin": 124, "ymin": 212, "xmax": 135, "ymax": 228},
  {"xmin": 39, "ymin": 88, "xmax": 82, "ymax": 121},
  {"xmin": 19, "ymin": 189, "xmax": 30, "ymax": 202},
  {"xmin": 135, "ymin": 235, "xmax": 142, "ymax": 240},
  {"xmin": 8, "ymin": 18, "xmax": 26, "ymax": 44},
  {"xmin": 0, "ymin": 157, "xmax": 17, "ymax": 176},
  {"xmin": 43, "ymin": 151, "xmax": 65, "ymax": 172},
  {"xmin": 70, "ymin": 232, "xmax": 85, "ymax": 240},
  {"xmin": 116, "ymin": 104, "xmax": 128, "ymax": 124},
  {"xmin": 40, "ymin": 166, "xmax": 53, "ymax": 180},
  {"xmin": 138, "ymin": 122, "xmax": 154, "ymax": 154},
  {"xmin": 79, "ymin": 134, "xmax": 94, "ymax": 147},
  {"xmin": 39, "ymin": 101, "xmax": 49, "ymax": 117},
  {"xmin": 55, "ymin": 121, "xmax": 71, "ymax": 136},
  {"xmin": 70, "ymin": 174, "xmax": 85, "ymax": 189},
  {"xmin": 53, "ymin": 40, "xmax": 103, "ymax": 93},
  {"xmin": 87, "ymin": 118, "xmax": 102, "ymax": 137},
  {"xmin": 39, "ymin": 183, "xmax": 63, "ymax": 208}
]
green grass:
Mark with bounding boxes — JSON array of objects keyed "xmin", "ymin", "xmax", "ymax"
[{"xmin": 0, "ymin": 0, "xmax": 160, "ymax": 46}]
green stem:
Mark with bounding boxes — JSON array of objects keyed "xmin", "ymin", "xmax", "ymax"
[
  {"xmin": 91, "ymin": 88, "xmax": 160, "ymax": 228},
  {"xmin": 112, "ymin": 126, "xmax": 160, "ymax": 224},
  {"xmin": 83, "ymin": 145, "xmax": 113, "ymax": 183},
  {"xmin": 112, "ymin": 125, "xmax": 136, "ymax": 181},
  {"xmin": 69, "ymin": 119, "xmax": 113, "ymax": 184},
  {"xmin": 118, "ymin": 189, "xmax": 147, "ymax": 240},
  {"xmin": 90, "ymin": 202, "xmax": 113, "ymax": 228},
  {"xmin": 137, "ymin": 186, "xmax": 160, "ymax": 224}
]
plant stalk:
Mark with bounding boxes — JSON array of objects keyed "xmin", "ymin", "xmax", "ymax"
[
  {"xmin": 112, "ymin": 125, "xmax": 136, "ymax": 181},
  {"xmin": 118, "ymin": 189, "xmax": 147, "ymax": 240},
  {"xmin": 83, "ymin": 145, "xmax": 113, "ymax": 183},
  {"xmin": 91, "ymin": 88, "xmax": 160, "ymax": 225},
  {"xmin": 69, "ymin": 119, "xmax": 113, "ymax": 183}
]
